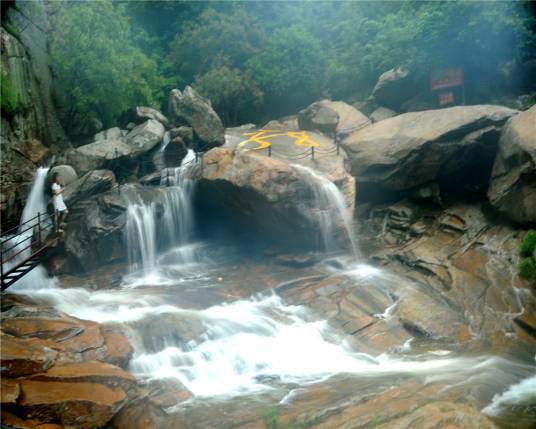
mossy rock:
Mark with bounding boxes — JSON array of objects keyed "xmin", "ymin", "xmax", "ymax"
[{"xmin": 1, "ymin": 70, "xmax": 19, "ymax": 115}]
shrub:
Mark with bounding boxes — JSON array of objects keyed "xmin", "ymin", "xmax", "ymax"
[
  {"xmin": 519, "ymin": 257, "xmax": 536, "ymax": 281},
  {"xmin": 519, "ymin": 231, "xmax": 536, "ymax": 257}
]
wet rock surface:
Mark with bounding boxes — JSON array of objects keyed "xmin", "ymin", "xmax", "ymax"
[
  {"xmin": 342, "ymin": 105, "xmax": 517, "ymax": 197},
  {"xmin": 488, "ymin": 105, "xmax": 536, "ymax": 224},
  {"xmin": 0, "ymin": 296, "xmax": 135, "ymax": 428}
]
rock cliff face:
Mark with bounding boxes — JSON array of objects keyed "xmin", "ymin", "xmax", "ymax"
[{"xmin": 1, "ymin": 1, "xmax": 69, "ymax": 230}]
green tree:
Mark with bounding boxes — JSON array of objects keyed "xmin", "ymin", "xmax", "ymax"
[
  {"xmin": 193, "ymin": 66, "xmax": 263, "ymax": 126},
  {"xmin": 169, "ymin": 6, "xmax": 266, "ymax": 83},
  {"xmin": 48, "ymin": 0, "xmax": 169, "ymax": 136},
  {"xmin": 247, "ymin": 25, "xmax": 325, "ymax": 116}
]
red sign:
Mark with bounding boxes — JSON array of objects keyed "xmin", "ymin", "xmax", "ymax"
[
  {"xmin": 438, "ymin": 91, "xmax": 454, "ymax": 105},
  {"xmin": 430, "ymin": 68, "xmax": 464, "ymax": 90}
]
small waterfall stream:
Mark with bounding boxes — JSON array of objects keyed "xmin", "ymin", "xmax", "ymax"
[
  {"xmin": 124, "ymin": 150, "xmax": 198, "ymax": 273},
  {"xmin": 292, "ymin": 164, "xmax": 359, "ymax": 256}
]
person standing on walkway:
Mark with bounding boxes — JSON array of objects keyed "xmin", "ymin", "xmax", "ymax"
[{"xmin": 51, "ymin": 172, "xmax": 68, "ymax": 233}]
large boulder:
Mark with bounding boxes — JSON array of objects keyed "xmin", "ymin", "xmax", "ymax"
[
  {"xmin": 63, "ymin": 170, "xmax": 116, "ymax": 206},
  {"xmin": 370, "ymin": 107, "xmax": 397, "ymax": 123},
  {"xmin": 342, "ymin": 105, "xmax": 517, "ymax": 197},
  {"xmin": 487, "ymin": 105, "xmax": 536, "ymax": 224},
  {"xmin": 94, "ymin": 127, "xmax": 126, "ymax": 142},
  {"xmin": 64, "ymin": 120, "xmax": 164, "ymax": 175},
  {"xmin": 49, "ymin": 165, "xmax": 77, "ymax": 186},
  {"xmin": 298, "ymin": 100, "xmax": 369, "ymax": 137},
  {"xmin": 129, "ymin": 106, "xmax": 169, "ymax": 127},
  {"xmin": 64, "ymin": 138, "xmax": 132, "ymax": 175},
  {"xmin": 196, "ymin": 144, "xmax": 355, "ymax": 251},
  {"xmin": 167, "ymin": 86, "xmax": 224, "ymax": 150},
  {"xmin": 372, "ymin": 67, "xmax": 418, "ymax": 111},
  {"xmin": 125, "ymin": 119, "xmax": 165, "ymax": 154}
]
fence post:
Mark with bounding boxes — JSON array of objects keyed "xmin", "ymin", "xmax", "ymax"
[
  {"xmin": 37, "ymin": 212, "xmax": 42, "ymax": 246},
  {"xmin": 311, "ymin": 146, "xmax": 315, "ymax": 160}
]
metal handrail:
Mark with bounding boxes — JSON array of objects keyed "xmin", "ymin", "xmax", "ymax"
[
  {"xmin": 1, "ymin": 212, "xmax": 55, "ymax": 246},
  {"xmin": 1, "ymin": 236, "xmax": 44, "ymax": 266}
]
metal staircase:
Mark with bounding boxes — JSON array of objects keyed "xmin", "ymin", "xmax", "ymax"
[{"xmin": 1, "ymin": 212, "xmax": 59, "ymax": 291}]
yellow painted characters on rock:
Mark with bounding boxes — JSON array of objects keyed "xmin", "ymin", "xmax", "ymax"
[
  {"xmin": 238, "ymin": 130, "xmax": 284, "ymax": 150},
  {"xmin": 238, "ymin": 130, "xmax": 319, "ymax": 150}
]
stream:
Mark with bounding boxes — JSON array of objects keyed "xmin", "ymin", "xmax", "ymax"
[{"xmin": 6, "ymin": 157, "xmax": 536, "ymax": 428}]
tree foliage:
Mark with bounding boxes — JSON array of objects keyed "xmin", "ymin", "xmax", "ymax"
[
  {"xmin": 247, "ymin": 25, "xmax": 325, "ymax": 114},
  {"xmin": 193, "ymin": 67, "xmax": 263, "ymax": 125},
  {"xmin": 48, "ymin": 0, "xmax": 169, "ymax": 135},
  {"xmin": 46, "ymin": 0, "xmax": 536, "ymax": 130}
]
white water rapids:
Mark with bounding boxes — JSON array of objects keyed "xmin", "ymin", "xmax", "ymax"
[{"xmin": 4, "ymin": 159, "xmax": 534, "ymax": 420}]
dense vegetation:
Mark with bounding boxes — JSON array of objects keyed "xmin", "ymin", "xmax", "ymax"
[
  {"xmin": 46, "ymin": 0, "xmax": 536, "ymax": 135},
  {"xmin": 519, "ymin": 231, "xmax": 536, "ymax": 282}
]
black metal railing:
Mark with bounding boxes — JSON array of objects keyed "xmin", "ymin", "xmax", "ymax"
[{"xmin": 1, "ymin": 211, "xmax": 57, "ymax": 290}]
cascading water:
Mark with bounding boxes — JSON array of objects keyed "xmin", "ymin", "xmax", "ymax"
[
  {"xmin": 125, "ymin": 202, "xmax": 158, "ymax": 272},
  {"xmin": 292, "ymin": 164, "xmax": 359, "ymax": 256},
  {"xmin": 152, "ymin": 131, "xmax": 171, "ymax": 171},
  {"xmin": 124, "ymin": 150, "xmax": 198, "ymax": 275},
  {"xmin": 160, "ymin": 150, "xmax": 196, "ymax": 250},
  {"xmin": 5, "ymin": 157, "xmax": 534, "ymax": 426},
  {"xmin": 3, "ymin": 167, "xmax": 56, "ymax": 291},
  {"xmin": 20, "ymin": 167, "xmax": 50, "ymax": 226}
]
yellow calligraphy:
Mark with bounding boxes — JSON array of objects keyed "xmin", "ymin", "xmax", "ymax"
[{"xmin": 237, "ymin": 130, "xmax": 320, "ymax": 150}]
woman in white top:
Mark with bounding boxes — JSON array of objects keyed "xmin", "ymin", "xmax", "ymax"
[{"xmin": 51, "ymin": 172, "xmax": 68, "ymax": 232}]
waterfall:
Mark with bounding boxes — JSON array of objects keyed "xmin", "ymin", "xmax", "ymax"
[
  {"xmin": 126, "ymin": 203, "xmax": 158, "ymax": 272},
  {"xmin": 125, "ymin": 150, "xmax": 197, "ymax": 272},
  {"xmin": 160, "ymin": 149, "xmax": 196, "ymax": 247},
  {"xmin": 152, "ymin": 131, "xmax": 171, "ymax": 171},
  {"xmin": 20, "ymin": 167, "xmax": 50, "ymax": 227},
  {"xmin": 4, "ymin": 167, "xmax": 56, "ymax": 291},
  {"xmin": 292, "ymin": 164, "xmax": 358, "ymax": 256}
]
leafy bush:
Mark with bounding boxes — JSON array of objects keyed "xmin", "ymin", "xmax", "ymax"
[
  {"xmin": 519, "ymin": 257, "xmax": 536, "ymax": 281},
  {"xmin": 1, "ymin": 70, "xmax": 19, "ymax": 115},
  {"xmin": 519, "ymin": 231, "xmax": 536, "ymax": 257}
]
